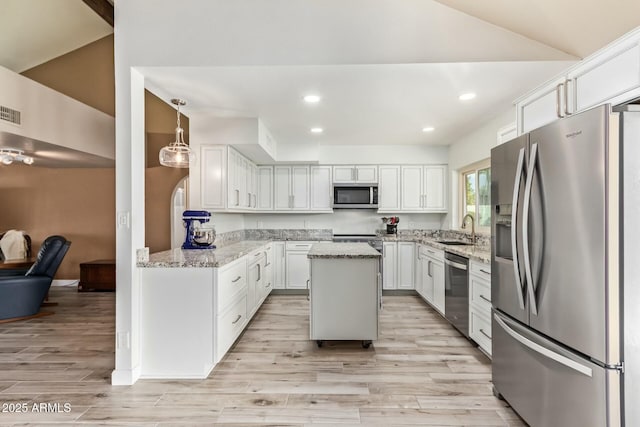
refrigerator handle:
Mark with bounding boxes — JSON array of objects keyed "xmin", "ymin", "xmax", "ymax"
[
  {"xmin": 494, "ymin": 313, "xmax": 593, "ymax": 377},
  {"xmin": 511, "ymin": 147, "xmax": 526, "ymax": 310},
  {"xmin": 523, "ymin": 143, "xmax": 539, "ymax": 315}
]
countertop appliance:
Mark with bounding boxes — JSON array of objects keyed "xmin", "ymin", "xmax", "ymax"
[
  {"xmin": 332, "ymin": 184, "xmax": 378, "ymax": 209},
  {"xmin": 490, "ymin": 104, "xmax": 639, "ymax": 426},
  {"xmin": 444, "ymin": 251, "xmax": 469, "ymax": 337},
  {"xmin": 181, "ymin": 210, "xmax": 216, "ymax": 249}
]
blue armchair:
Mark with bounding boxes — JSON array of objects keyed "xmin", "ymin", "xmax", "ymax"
[{"xmin": 0, "ymin": 235, "xmax": 71, "ymax": 321}]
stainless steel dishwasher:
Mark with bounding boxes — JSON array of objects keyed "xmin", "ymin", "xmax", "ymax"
[{"xmin": 444, "ymin": 251, "xmax": 469, "ymax": 337}]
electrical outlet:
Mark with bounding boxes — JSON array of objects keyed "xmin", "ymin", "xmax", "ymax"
[
  {"xmin": 116, "ymin": 211, "xmax": 130, "ymax": 229},
  {"xmin": 116, "ymin": 332, "xmax": 130, "ymax": 349}
]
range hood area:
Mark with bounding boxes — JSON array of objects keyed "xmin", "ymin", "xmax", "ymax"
[{"xmin": 0, "ymin": 66, "xmax": 114, "ymax": 168}]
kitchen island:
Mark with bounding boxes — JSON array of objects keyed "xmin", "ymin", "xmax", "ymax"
[{"xmin": 307, "ymin": 242, "xmax": 381, "ymax": 348}]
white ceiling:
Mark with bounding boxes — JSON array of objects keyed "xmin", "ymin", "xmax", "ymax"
[{"xmin": 0, "ymin": 0, "xmax": 112, "ymax": 72}]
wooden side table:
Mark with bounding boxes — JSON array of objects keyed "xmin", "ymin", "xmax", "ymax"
[{"xmin": 79, "ymin": 259, "xmax": 116, "ymax": 292}]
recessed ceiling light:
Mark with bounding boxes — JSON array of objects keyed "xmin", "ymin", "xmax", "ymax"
[
  {"xmin": 459, "ymin": 92, "xmax": 476, "ymax": 101},
  {"xmin": 310, "ymin": 127, "xmax": 323, "ymax": 134},
  {"xmin": 303, "ymin": 95, "xmax": 321, "ymax": 104},
  {"xmin": 422, "ymin": 127, "xmax": 435, "ymax": 132}
]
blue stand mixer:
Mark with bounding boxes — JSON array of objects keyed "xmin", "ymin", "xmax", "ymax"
[{"xmin": 182, "ymin": 210, "xmax": 216, "ymax": 249}]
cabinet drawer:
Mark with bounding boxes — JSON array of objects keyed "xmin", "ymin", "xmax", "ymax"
[
  {"xmin": 470, "ymin": 260, "xmax": 491, "ymax": 277},
  {"xmin": 217, "ymin": 259, "xmax": 247, "ymax": 311},
  {"xmin": 286, "ymin": 242, "xmax": 313, "ymax": 251},
  {"xmin": 470, "ymin": 310, "xmax": 492, "ymax": 356},
  {"xmin": 470, "ymin": 274, "xmax": 492, "ymax": 316},
  {"xmin": 419, "ymin": 244, "xmax": 444, "ymax": 261},
  {"xmin": 216, "ymin": 295, "xmax": 247, "ymax": 358}
]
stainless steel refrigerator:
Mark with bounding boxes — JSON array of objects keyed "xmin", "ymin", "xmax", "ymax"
[{"xmin": 490, "ymin": 104, "xmax": 639, "ymax": 426}]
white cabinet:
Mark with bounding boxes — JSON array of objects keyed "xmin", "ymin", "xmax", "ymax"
[
  {"xmin": 417, "ymin": 244, "xmax": 445, "ymax": 314},
  {"xmin": 333, "ymin": 165, "xmax": 378, "ymax": 183},
  {"xmin": 261, "ymin": 243, "xmax": 274, "ymax": 300},
  {"xmin": 310, "ymin": 166, "xmax": 333, "ymax": 211},
  {"xmin": 285, "ymin": 241, "xmax": 313, "ymax": 289},
  {"xmin": 272, "ymin": 241, "xmax": 286, "ymax": 289},
  {"xmin": 469, "ymin": 260, "xmax": 492, "ymax": 356},
  {"xmin": 382, "ymin": 242, "xmax": 397, "ymax": 290},
  {"xmin": 257, "ymin": 166, "xmax": 273, "ymax": 210},
  {"xmin": 378, "ymin": 165, "xmax": 401, "ymax": 211},
  {"xmin": 397, "ymin": 242, "xmax": 415, "ymax": 290},
  {"xmin": 516, "ymin": 28, "xmax": 640, "ymax": 135},
  {"xmin": 274, "ymin": 166, "xmax": 310, "ymax": 210},
  {"xmin": 227, "ymin": 147, "xmax": 257, "ymax": 210},
  {"xmin": 247, "ymin": 254, "xmax": 262, "ymax": 317},
  {"xmin": 431, "ymin": 259, "xmax": 445, "ymax": 315},
  {"xmin": 400, "ymin": 165, "xmax": 447, "ymax": 212},
  {"xmin": 200, "ymin": 146, "xmax": 226, "ymax": 209}
]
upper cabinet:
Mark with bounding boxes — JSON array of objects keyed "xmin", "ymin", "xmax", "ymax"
[
  {"xmin": 310, "ymin": 166, "xmax": 333, "ymax": 211},
  {"xmin": 257, "ymin": 166, "xmax": 274, "ymax": 210},
  {"xmin": 398, "ymin": 165, "xmax": 447, "ymax": 213},
  {"xmin": 378, "ymin": 166, "xmax": 401, "ymax": 211},
  {"xmin": 274, "ymin": 166, "xmax": 310, "ymax": 210},
  {"xmin": 516, "ymin": 28, "xmax": 640, "ymax": 135},
  {"xmin": 333, "ymin": 165, "xmax": 378, "ymax": 183}
]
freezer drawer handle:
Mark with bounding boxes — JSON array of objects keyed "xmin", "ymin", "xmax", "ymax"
[
  {"xmin": 494, "ymin": 313, "xmax": 592, "ymax": 377},
  {"xmin": 510, "ymin": 147, "xmax": 526, "ymax": 310},
  {"xmin": 444, "ymin": 259, "xmax": 467, "ymax": 271},
  {"xmin": 523, "ymin": 143, "xmax": 540, "ymax": 315}
]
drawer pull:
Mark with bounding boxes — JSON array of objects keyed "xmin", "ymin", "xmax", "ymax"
[
  {"xmin": 232, "ymin": 314, "xmax": 242, "ymax": 325},
  {"xmin": 427, "ymin": 249, "xmax": 435, "ymax": 254},
  {"xmin": 231, "ymin": 276, "xmax": 242, "ymax": 283},
  {"xmin": 266, "ymin": 282, "xmax": 271, "ymax": 288},
  {"xmin": 255, "ymin": 252, "xmax": 261, "ymax": 257},
  {"xmin": 479, "ymin": 269, "xmax": 491, "ymax": 275},
  {"xmin": 479, "ymin": 294, "xmax": 491, "ymax": 303},
  {"xmin": 480, "ymin": 328, "xmax": 492, "ymax": 340},
  {"xmin": 265, "ymin": 262, "xmax": 271, "ymax": 267}
]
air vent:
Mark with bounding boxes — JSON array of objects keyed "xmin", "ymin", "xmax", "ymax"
[{"xmin": 0, "ymin": 106, "xmax": 21, "ymax": 125}]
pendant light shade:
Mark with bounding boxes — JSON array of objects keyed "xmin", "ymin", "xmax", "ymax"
[{"xmin": 159, "ymin": 99, "xmax": 195, "ymax": 168}]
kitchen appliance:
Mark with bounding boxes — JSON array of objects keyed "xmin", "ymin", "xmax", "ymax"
[
  {"xmin": 332, "ymin": 184, "xmax": 378, "ymax": 209},
  {"xmin": 490, "ymin": 104, "xmax": 639, "ymax": 426},
  {"xmin": 182, "ymin": 210, "xmax": 216, "ymax": 249},
  {"xmin": 443, "ymin": 251, "xmax": 469, "ymax": 337},
  {"xmin": 381, "ymin": 216, "xmax": 399, "ymax": 234}
]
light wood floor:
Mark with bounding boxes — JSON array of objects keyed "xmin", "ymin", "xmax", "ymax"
[{"xmin": 0, "ymin": 287, "xmax": 525, "ymax": 426}]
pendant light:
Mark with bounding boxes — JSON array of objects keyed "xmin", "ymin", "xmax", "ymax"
[{"xmin": 159, "ymin": 98, "xmax": 195, "ymax": 168}]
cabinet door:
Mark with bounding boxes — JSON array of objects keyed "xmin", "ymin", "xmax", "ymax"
[
  {"xmin": 274, "ymin": 166, "xmax": 292, "ymax": 210},
  {"xmin": 227, "ymin": 149, "xmax": 240, "ymax": 208},
  {"xmin": 247, "ymin": 260, "xmax": 261, "ymax": 316},
  {"xmin": 257, "ymin": 166, "xmax": 273, "ymax": 210},
  {"xmin": 568, "ymin": 43, "xmax": 640, "ymax": 113},
  {"xmin": 262, "ymin": 262, "xmax": 273, "ymax": 301},
  {"xmin": 286, "ymin": 251, "xmax": 310, "ymax": 289},
  {"xmin": 272, "ymin": 242, "xmax": 286, "ymax": 289},
  {"xmin": 424, "ymin": 165, "xmax": 446, "ymax": 211},
  {"xmin": 401, "ymin": 166, "xmax": 423, "ymax": 211},
  {"xmin": 355, "ymin": 166, "xmax": 377, "ymax": 183},
  {"xmin": 431, "ymin": 259, "xmax": 445, "ymax": 314},
  {"xmin": 333, "ymin": 166, "xmax": 355, "ymax": 183},
  {"xmin": 378, "ymin": 165, "xmax": 400, "ymax": 211},
  {"xmin": 382, "ymin": 242, "xmax": 397, "ymax": 290},
  {"xmin": 397, "ymin": 242, "xmax": 415, "ymax": 290},
  {"xmin": 239, "ymin": 157, "xmax": 250, "ymax": 209},
  {"xmin": 517, "ymin": 76, "xmax": 565, "ymax": 134},
  {"xmin": 248, "ymin": 163, "xmax": 258, "ymax": 210},
  {"xmin": 291, "ymin": 166, "xmax": 310, "ymax": 210},
  {"xmin": 310, "ymin": 166, "xmax": 332, "ymax": 211},
  {"xmin": 200, "ymin": 146, "xmax": 226, "ymax": 209},
  {"xmin": 421, "ymin": 257, "xmax": 434, "ymax": 303}
]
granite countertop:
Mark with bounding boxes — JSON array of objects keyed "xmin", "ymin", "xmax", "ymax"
[
  {"xmin": 380, "ymin": 235, "xmax": 490, "ymax": 263},
  {"xmin": 307, "ymin": 242, "xmax": 382, "ymax": 259},
  {"xmin": 138, "ymin": 240, "xmax": 271, "ymax": 268}
]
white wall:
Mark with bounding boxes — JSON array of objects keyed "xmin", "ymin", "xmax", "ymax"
[
  {"xmin": 446, "ymin": 107, "xmax": 515, "ymax": 228},
  {"xmin": 212, "ymin": 213, "xmax": 245, "ymax": 233},
  {"xmin": 318, "ymin": 145, "xmax": 448, "ymax": 165},
  {"xmin": 245, "ymin": 211, "xmax": 445, "ymax": 234}
]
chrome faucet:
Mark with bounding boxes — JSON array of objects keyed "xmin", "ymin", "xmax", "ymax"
[{"xmin": 461, "ymin": 213, "xmax": 475, "ymax": 244}]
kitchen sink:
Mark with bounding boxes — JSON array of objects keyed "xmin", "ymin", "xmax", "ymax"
[{"xmin": 436, "ymin": 240, "xmax": 473, "ymax": 246}]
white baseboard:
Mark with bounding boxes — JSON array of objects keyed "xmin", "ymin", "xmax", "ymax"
[
  {"xmin": 111, "ymin": 366, "xmax": 141, "ymax": 385},
  {"xmin": 52, "ymin": 279, "xmax": 79, "ymax": 287}
]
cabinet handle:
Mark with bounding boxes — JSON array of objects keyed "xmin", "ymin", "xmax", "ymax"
[
  {"xmin": 231, "ymin": 276, "xmax": 242, "ymax": 283},
  {"xmin": 248, "ymin": 192, "xmax": 251, "ymax": 208},
  {"xmin": 556, "ymin": 82, "xmax": 565, "ymax": 118},
  {"xmin": 255, "ymin": 252, "xmax": 261, "ymax": 257},
  {"xmin": 479, "ymin": 269, "xmax": 491, "ymax": 275},
  {"xmin": 427, "ymin": 249, "xmax": 435, "ymax": 255},
  {"xmin": 232, "ymin": 314, "xmax": 242, "ymax": 325},
  {"xmin": 257, "ymin": 264, "xmax": 261, "ymax": 281},
  {"xmin": 564, "ymin": 79, "xmax": 572, "ymax": 116},
  {"xmin": 479, "ymin": 294, "xmax": 491, "ymax": 303},
  {"xmin": 235, "ymin": 189, "xmax": 240, "ymax": 206},
  {"xmin": 265, "ymin": 262, "xmax": 271, "ymax": 267},
  {"xmin": 266, "ymin": 282, "xmax": 271, "ymax": 288},
  {"xmin": 480, "ymin": 328, "xmax": 492, "ymax": 340},
  {"xmin": 306, "ymin": 279, "xmax": 310, "ymax": 288},
  {"xmin": 428, "ymin": 260, "xmax": 432, "ymax": 277}
]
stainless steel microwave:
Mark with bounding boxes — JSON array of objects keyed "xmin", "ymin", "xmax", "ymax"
[{"xmin": 332, "ymin": 184, "xmax": 378, "ymax": 209}]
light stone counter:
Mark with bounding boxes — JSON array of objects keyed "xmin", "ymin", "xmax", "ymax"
[
  {"xmin": 138, "ymin": 240, "xmax": 270, "ymax": 268},
  {"xmin": 380, "ymin": 235, "xmax": 491, "ymax": 264},
  {"xmin": 307, "ymin": 242, "xmax": 382, "ymax": 259}
]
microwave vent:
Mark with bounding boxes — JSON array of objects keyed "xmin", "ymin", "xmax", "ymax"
[{"xmin": 0, "ymin": 106, "xmax": 21, "ymax": 125}]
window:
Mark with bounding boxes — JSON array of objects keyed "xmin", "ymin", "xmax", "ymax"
[{"xmin": 460, "ymin": 159, "xmax": 491, "ymax": 230}]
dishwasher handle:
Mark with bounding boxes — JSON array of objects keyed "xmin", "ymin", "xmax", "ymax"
[{"xmin": 444, "ymin": 259, "xmax": 468, "ymax": 271}]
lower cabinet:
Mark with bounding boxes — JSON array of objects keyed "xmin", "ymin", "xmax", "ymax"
[
  {"xmin": 397, "ymin": 242, "xmax": 415, "ymax": 290},
  {"xmin": 285, "ymin": 242, "xmax": 314, "ymax": 289},
  {"xmin": 382, "ymin": 242, "xmax": 398, "ymax": 290},
  {"xmin": 416, "ymin": 244, "xmax": 445, "ymax": 315},
  {"xmin": 469, "ymin": 260, "xmax": 492, "ymax": 356}
]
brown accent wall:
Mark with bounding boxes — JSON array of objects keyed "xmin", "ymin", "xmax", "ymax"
[{"xmin": 0, "ymin": 165, "xmax": 116, "ymax": 279}]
